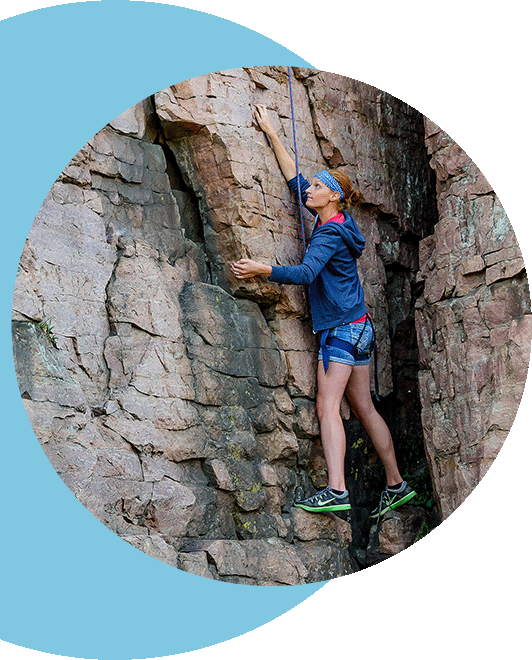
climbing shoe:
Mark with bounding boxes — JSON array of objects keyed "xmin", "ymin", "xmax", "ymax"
[
  {"xmin": 295, "ymin": 487, "xmax": 351, "ymax": 513},
  {"xmin": 369, "ymin": 481, "xmax": 416, "ymax": 519}
]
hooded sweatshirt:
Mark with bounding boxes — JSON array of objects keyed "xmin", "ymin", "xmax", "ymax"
[{"xmin": 269, "ymin": 174, "xmax": 367, "ymax": 333}]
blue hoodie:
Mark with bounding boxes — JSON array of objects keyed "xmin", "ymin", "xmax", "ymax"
[{"xmin": 269, "ymin": 174, "xmax": 367, "ymax": 333}]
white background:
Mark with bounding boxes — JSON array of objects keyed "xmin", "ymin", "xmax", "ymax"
[{"xmin": 1, "ymin": 1, "xmax": 531, "ymax": 659}]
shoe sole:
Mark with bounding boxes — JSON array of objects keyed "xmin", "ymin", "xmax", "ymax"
[
  {"xmin": 369, "ymin": 490, "xmax": 417, "ymax": 518},
  {"xmin": 295, "ymin": 503, "xmax": 352, "ymax": 513}
]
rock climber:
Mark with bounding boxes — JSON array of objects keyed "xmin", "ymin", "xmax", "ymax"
[{"xmin": 230, "ymin": 104, "xmax": 416, "ymax": 518}]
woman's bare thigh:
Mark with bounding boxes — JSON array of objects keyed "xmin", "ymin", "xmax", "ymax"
[
  {"xmin": 344, "ymin": 364, "xmax": 375, "ymax": 419},
  {"xmin": 316, "ymin": 360, "xmax": 354, "ymax": 414}
]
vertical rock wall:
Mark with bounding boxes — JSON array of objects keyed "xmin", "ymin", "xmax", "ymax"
[
  {"xmin": 11, "ymin": 67, "xmax": 528, "ymax": 581},
  {"xmin": 416, "ymin": 120, "xmax": 530, "ymax": 519}
]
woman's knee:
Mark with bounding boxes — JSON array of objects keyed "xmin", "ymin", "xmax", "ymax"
[
  {"xmin": 348, "ymin": 396, "xmax": 375, "ymax": 423},
  {"xmin": 315, "ymin": 396, "xmax": 326, "ymax": 421},
  {"xmin": 316, "ymin": 396, "xmax": 340, "ymax": 422}
]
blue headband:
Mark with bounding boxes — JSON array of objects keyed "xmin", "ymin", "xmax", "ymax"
[{"xmin": 314, "ymin": 170, "xmax": 344, "ymax": 200}]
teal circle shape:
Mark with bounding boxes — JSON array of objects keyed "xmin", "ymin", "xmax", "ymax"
[{"xmin": 0, "ymin": 2, "xmax": 319, "ymax": 659}]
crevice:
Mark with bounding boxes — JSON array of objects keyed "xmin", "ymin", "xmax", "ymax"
[
  {"xmin": 343, "ymin": 103, "xmax": 440, "ymax": 565},
  {"xmin": 150, "ymin": 95, "xmax": 212, "ymax": 283},
  {"xmin": 72, "ymin": 336, "xmax": 91, "ymax": 378}
]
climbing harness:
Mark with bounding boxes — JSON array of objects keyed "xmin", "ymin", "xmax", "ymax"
[
  {"xmin": 321, "ymin": 316, "xmax": 369, "ymax": 372},
  {"xmin": 320, "ymin": 316, "xmax": 381, "ymax": 401},
  {"xmin": 368, "ymin": 316, "xmax": 381, "ymax": 402},
  {"xmin": 287, "ymin": 67, "xmax": 307, "ymax": 251}
]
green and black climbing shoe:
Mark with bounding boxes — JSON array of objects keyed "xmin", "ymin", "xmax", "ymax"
[
  {"xmin": 295, "ymin": 486, "xmax": 351, "ymax": 513},
  {"xmin": 369, "ymin": 481, "xmax": 416, "ymax": 519}
]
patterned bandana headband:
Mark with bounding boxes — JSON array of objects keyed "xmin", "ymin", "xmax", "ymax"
[{"xmin": 314, "ymin": 170, "xmax": 344, "ymax": 200}]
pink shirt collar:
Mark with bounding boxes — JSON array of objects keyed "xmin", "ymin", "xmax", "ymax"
[{"xmin": 319, "ymin": 212, "xmax": 345, "ymax": 226}]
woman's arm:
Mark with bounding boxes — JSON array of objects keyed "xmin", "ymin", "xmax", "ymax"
[
  {"xmin": 231, "ymin": 259, "xmax": 272, "ymax": 280},
  {"xmin": 254, "ymin": 104, "xmax": 297, "ymax": 182},
  {"xmin": 231, "ymin": 226, "xmax": 342, "ymax": 285}
]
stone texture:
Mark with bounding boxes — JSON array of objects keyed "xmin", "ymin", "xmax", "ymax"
[
  {"xmin": 12, "ymin": 67, "xmax": 529, "ymax": 583},
  {"xmin": 122, "ymin": 533, "xmax": 179, "ymax": 567},
  {"xmin": 416, "ymin": 121, "xmax": 531, "ymax": 519},
  {"xmin": 292, "ymin": 506, "xmax": 352, "ymax": 544},
  {"xmin": 367, "ymin": 506, "xmax": 431, "ymax": 560}
]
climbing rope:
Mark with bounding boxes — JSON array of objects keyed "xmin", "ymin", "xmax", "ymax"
[
  {"xmin": 287, "ymin": 69, "xmax": 381, "ymax": 403},
  {"xmin": 287, "ymin": 67, "xmax": 307, "ymax": 251}
]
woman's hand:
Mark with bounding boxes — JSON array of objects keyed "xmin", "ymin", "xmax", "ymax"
[
  {"xmin": 253, "ymin": 104, "xmax": 296, "ymax": 181},
  {"xmin": 231, "ymin": 259, "xmax": 272, "ymax": 280},
  {"xmin": 254, "ymin": 104, "xmax": 276, "ymax": 137}
]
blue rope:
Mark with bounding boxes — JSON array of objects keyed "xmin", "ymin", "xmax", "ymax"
[{"xmin": 287, "ymin": 66, "xmax": 307, "ymax": 252}]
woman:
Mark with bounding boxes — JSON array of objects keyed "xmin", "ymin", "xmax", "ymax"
[{"xmin": 231, "ymin": 104, "xmax": 415, "ymax": 518}]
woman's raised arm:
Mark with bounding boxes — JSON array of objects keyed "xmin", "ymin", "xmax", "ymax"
[{"xmin": 254, "ymin": 104, "xmax": 297, "ymax": 182}]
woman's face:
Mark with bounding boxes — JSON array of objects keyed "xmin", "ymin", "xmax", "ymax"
[{"xmin": 306, "ymin": 177, "xmax": 339, "ymax": 210}]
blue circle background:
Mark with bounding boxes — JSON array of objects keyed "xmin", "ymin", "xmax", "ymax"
[{"xmin": 0, "ymin": 2, "xmax": 319, "ymax": 659}]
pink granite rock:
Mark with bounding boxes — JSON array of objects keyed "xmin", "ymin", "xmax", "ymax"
[
  {"xmin": 416, "ymin": 119, "xmax": 531, "ymax": 519},
  {"xmin": 14, "ymin": 68, "xmax": 519, "ymax": 584},
  {"xmin": 376, "ymin": 506, "xmax": 429, "ymax": 555}
]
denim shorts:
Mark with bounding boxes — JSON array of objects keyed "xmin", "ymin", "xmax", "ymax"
[{"xmin": 318, "ymin": 319, "xmax": 374, "ymax": 367}]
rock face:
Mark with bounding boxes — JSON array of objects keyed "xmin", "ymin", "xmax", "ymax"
[
  {"xmin": 11, "ymin": 67, "xmax": 530, "ymax": 582},
  {"xmin": 416, "ymin": 120, "xmax": 531, "ymax": 519}
]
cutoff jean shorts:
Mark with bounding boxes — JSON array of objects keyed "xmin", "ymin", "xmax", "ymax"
[{"xmin": 318, "ymin": 319, "xmax": 374, "ymax": 367}]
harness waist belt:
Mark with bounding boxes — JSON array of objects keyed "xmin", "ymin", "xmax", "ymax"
[{"xmin": 325, "ymin": 336, "xmax": 370, "ymax": 357}]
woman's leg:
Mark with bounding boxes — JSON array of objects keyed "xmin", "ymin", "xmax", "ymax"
[
  {"xmin": 316, "ymin": 360, "xmax": 354, "ymax": 491},
  {"xmin": 344, "ymin": 364, "xmax": 403, "ymax": 486}
]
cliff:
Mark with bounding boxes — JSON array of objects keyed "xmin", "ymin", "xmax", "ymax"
[{"xmin": 11, "ymin": 67, "xmax": 530, "ymax": 583}]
